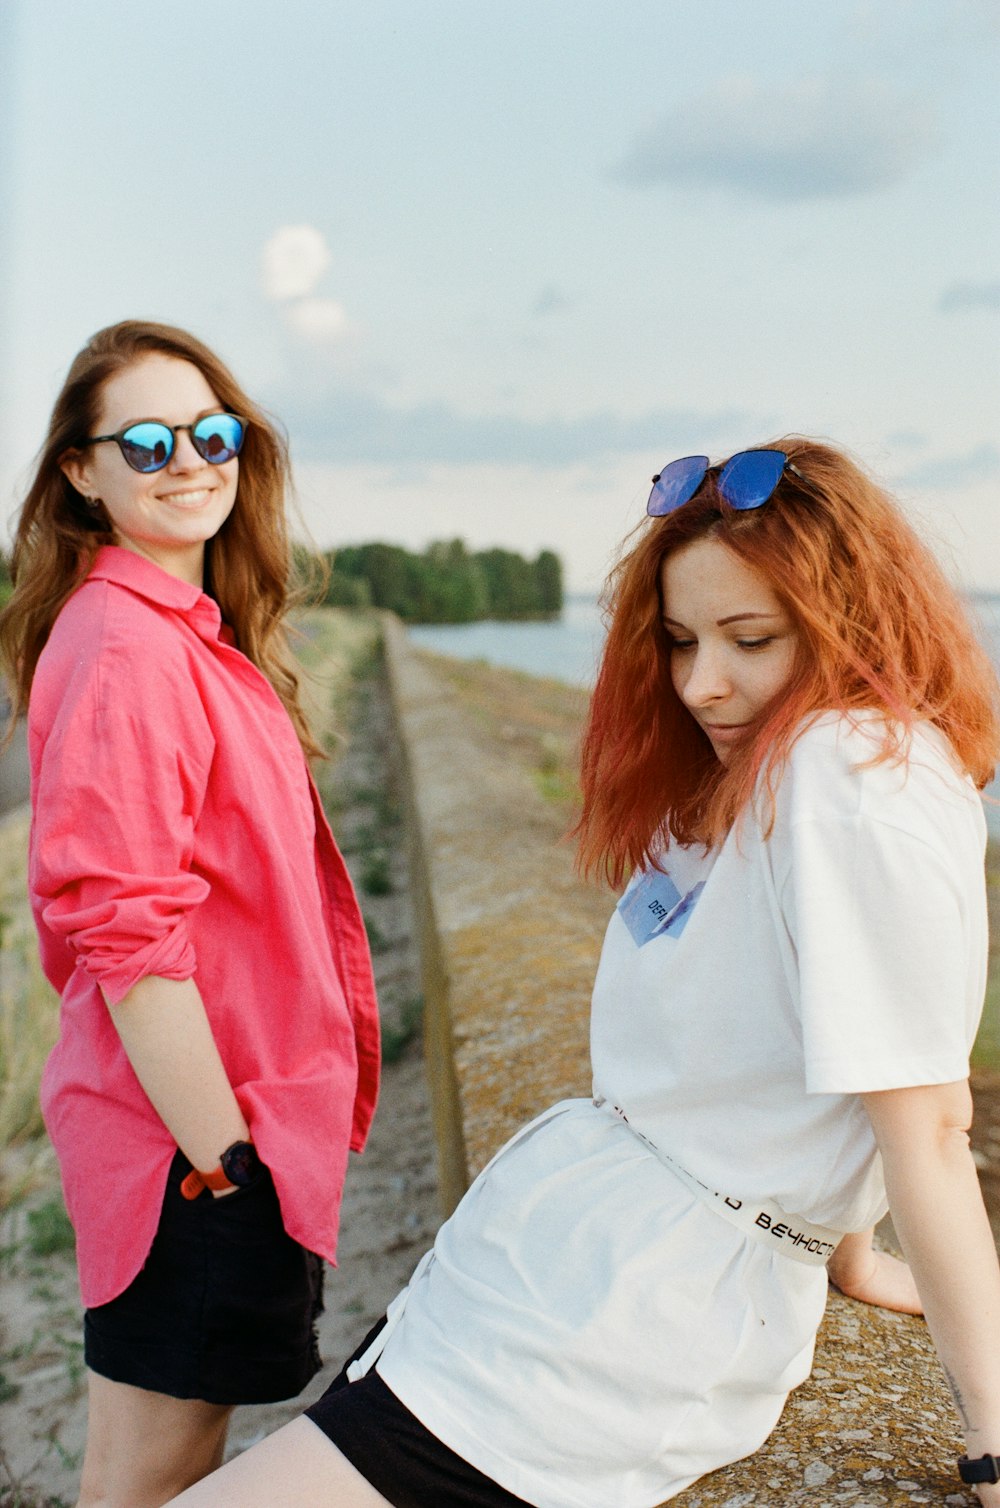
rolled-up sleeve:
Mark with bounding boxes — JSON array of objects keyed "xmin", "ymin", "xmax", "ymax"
[
  {"xmin": 766, "ymin": 716, "xmax": 988, "ymax": 1097},
  {"xmin": 30, "ymin": 626, "xmax": 215, "ymax": 1005},
  {"xmin": 781, "ymin": 813, "xmax": 976, "ymax": 1094}
]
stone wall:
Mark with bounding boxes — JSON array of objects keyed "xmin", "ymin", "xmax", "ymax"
[{"xmin": 381, "ymin": 615, "xmax": 974, "ymax": 1507}]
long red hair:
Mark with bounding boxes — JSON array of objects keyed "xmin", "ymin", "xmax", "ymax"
[{"xmin": 576, "ymin": 437, "xmax": 1000, "ymax": 887}]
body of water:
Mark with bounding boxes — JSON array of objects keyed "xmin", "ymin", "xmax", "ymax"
[
  {"xmin": 409, "ymin": 595, "xmax": 607, "ymax": 688},
  {"xmin": 410, "ymin": 593, "xmax": 1000, "ymax": 836}
]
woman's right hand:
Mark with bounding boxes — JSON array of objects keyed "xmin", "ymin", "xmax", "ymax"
[
  {"xmin": 106, "ymin": 975, "xmax": 251, "ymax": 1173},
  {"xmin": 827, "ymin": 1232, "xmax": 922, "ymax": 1314}
]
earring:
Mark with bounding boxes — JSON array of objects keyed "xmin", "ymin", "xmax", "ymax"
[{"xmin": 85, "ymin": 496, "xmax": 101, "ymax": 510}]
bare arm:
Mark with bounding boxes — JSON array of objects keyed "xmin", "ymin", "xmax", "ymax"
[
  {"xmin": 105, "ymin": 975, "xmax": 250, "ymax": 1184},
  {"xmin": 828, "ymin": 1227, "xmax": 922, "ymax": 1315},
  {"xmin": 863, "ymin": 1080, "xmax": 1000, "ymax": 1504}
]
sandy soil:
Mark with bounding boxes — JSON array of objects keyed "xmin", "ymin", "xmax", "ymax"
[{"xmin": 0, "ymin": 641, "xmax": 441, "ymax": 1507}]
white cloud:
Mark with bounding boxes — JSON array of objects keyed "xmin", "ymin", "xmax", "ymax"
[
  {"xmin": 612, "ymin": 76, "xmax": 938, "ymax": 202},
  {"xmin": 899, "ymin": 443, "xmax": 1000, "ymax": 490},
  {"xmin": 261, "ymin": 224, "xmax": 332, "ymax": 301},
  {"xmin": 260, "ymin": 226, "xmax": 353, "ymax": 347},
  {"xmin": 269, "ymin": 384, "xmax": 748, "ymax": 467},
  {"xmin": 532, "ymin": 284, "xmax": 574, "ymax": 318},
  {"xmin": 286, "ymin": 297, "xmax": 351, "ymax": 344},
  {"xmin": 939, "ymin": 281, "xmax": 1000, "ymax": 313}
]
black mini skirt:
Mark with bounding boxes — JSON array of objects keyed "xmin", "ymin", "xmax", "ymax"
[
  {"xmin": 84, "ymin": 1150, "xmax": 324, "ymax": 1405},
  {"xmin": 305, "ymin": 1319, "xmax": 533, "ymax": 1508}
]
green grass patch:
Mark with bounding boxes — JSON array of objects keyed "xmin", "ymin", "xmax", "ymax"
[
  {"xmin": 533, "ymin": 766, "xmax": 580, "ymax": 805},
  {"xmin": 381, "ymin": 997, "xmax": 424, "ymax": 1065},
  {"xmin": 25, "ymin": 1198, "xmax": 75, "ymax": 1257},
  {"xmin": 360, "ymin": 852, "xmax": 393, "ymax": 897}
]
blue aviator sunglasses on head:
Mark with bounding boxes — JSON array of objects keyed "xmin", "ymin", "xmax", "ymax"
[
  {"xmin": 647, "ymin": 449, "xmax": 801, "ymax": 517},
  {"xmin": 85, "ymin": 412, "xmax": 247, "ymax": 474}
]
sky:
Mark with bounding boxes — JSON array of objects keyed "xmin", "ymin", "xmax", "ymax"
[{"xmin": 2, "ymin": 0, "xmax": 998, "ymax": 592}]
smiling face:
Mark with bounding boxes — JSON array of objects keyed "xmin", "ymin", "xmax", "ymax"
[
  {"xmin": 61, "ymin": 352, "xmax": 239, "ymax": 587},
  {"xmin": 660, "ymin": 534, "xmax": 800, "ymax": 764}
]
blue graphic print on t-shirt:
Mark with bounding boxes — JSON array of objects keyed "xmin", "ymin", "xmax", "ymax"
[{"xmin": 617, "ymin": 871, "xmax": 706, "ymax": 947}]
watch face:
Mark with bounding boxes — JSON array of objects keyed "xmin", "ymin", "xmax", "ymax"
[{"xmin": 221, "ymin": 1142, "xmax": 259, "ymax": 1187}]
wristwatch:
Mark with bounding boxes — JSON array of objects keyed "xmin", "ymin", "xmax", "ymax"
[
  {"xmin": 180, "ymin": 1140, "xmax": 261, "ymax": 1200},
  {"xmin": 959, "ymin": 1453, "xmax": 1000, "ymax": 1485}
]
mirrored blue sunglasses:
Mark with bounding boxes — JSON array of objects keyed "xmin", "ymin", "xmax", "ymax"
[
  {"xmin": 647, "ymin": 449, "xmax": 801, "ymax": 517},
  {"xmin": 84, "ymin": 412, "xmax": 247, "ymax": 474}
]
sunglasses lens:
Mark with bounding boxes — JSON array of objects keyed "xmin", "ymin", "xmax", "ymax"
[
  {"xmin": 119, "ymin": 423, "xmax": 172, "ymax": 472},
  {"xmin": 647, "ymin": 455, "xmax": 710, "ymax": 516},
  {"xmin": 717, "ymin": 450, "xmax": 788, "ymax": 511},
  {"xmin": 192, "ymin": 413, "xmax": 244, "ymax": 464}
]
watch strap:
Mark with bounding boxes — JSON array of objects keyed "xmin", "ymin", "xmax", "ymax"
[
  {"xmin": 180, "ymin": 1162, "xmax": 234, "ymax": 1200},
  {"xmin": 959, "ymin": 1453, "xmax": 1000, "ymax": 1485},
  {"xmin": 200, "ymin": 1163, "xmax": 237, "ymax": 1192}
]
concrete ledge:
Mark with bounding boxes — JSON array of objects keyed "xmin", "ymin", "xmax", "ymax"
[
  {"xmin": 381, "ymin": 614, "xmax": 608, "ymax": 1208},
  {"xmin": 381, "ymin": 617, "xmax": 973, "ymax": 1507}
]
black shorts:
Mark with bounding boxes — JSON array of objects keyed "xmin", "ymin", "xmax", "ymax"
[
  {"xmin": 84, "ymin": 1150, "xmax": 324, "ymax": 1405},
  {"xmin": 305, "ymin": 1319, "xmax": 532, "ymax": 1508}
]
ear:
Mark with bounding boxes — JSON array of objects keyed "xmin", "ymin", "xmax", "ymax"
[{"xmin": 60, "ymin": 449, "xmax": 96, "ymax": 500}]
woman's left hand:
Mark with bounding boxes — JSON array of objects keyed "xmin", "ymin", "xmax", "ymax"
[{"xmin": 827, "ymin": 1229, "xmax": 923, "ymax": 1315}]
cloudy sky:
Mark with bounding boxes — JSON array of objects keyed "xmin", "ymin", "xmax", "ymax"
[{"xmin": 2, "ymin": 0, "xmax": 998, "ymax": 591}]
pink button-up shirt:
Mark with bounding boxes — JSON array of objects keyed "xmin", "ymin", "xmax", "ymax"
[{"xmin": 28, "ymin": 546, "xmax": 380, "ymax": 1307}]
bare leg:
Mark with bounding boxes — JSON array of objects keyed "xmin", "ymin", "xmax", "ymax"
[
  {"xmin": 76, "ymin": 1368, "xmax": 233, "ymax": 1508},
  {"xmin": 164, "ymin": 1417, "xmax": 394, "ymax": 1507}
]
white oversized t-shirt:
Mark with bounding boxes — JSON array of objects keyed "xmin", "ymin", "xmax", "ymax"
[
  {"xmin": 372, "ymin": 713, "xmax": 988, "ymax": 1508},
  {"xmin": 592, "ymin": 711, "xmax": 987, "ymax": 1233}
]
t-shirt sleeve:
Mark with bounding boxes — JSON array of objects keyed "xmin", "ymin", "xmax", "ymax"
[
  {"xmin": 30, "ymin": 628, "xmax": 215, "ymax": 1006},
  {"xmin": 781, "ymin": 811, "xmax": 978, "ymax": 1094}
]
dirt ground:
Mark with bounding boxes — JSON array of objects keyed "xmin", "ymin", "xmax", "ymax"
[{"xmin": 0, "ymin": 636, "xmax": 441, "ymax": 1508}]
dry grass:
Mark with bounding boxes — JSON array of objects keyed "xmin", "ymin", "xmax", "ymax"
[
  {"xmin": 290, "ymin": 607, "xmax": 381, "ymax": 754},
  {"xmin": 974, "ymin": 837, "xmax": 1000, "ymax": 1070},
  {"xmin": 415, "ymin": 649, "xmax": 589, "ymax": 815},
  {"xmin": 0, "ymin": 810, "xmax": 59, "ymax": 1166}
]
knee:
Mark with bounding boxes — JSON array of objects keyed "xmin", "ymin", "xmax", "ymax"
[
  {"xmin": 76, "ymin": 1450, "xmax": 219, "ymax": 1508},
  {"xmin": 76, "ymin": 1475, "xmax": 207, "ymax": 1508}
]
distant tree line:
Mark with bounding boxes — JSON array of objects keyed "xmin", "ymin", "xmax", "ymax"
[
  {"xmin": 0, "ymin": 542, "xmax": 562, "ymax": 625},
  {"xmin": 318, "ymin": 539, "xmax": 563, "ymax": 623}
]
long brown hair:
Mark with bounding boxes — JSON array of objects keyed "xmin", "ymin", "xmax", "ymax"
[
  {"xmin": 0, "ymin": 320, "xmax": 322, "ymax": 755},
  {"xmin": 575, "ymin": 437, "xmax": 1000, "ymax": 886}
]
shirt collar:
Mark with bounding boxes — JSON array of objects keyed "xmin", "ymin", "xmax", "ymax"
[{"xmin": 87, "ymin": 545, "xmax": 223, "ymax": 637}]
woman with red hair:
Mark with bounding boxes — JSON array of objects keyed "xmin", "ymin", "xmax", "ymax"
[{"xmin": 173, "ymin": 439, "xmax": 1000, "ymax": 1507}]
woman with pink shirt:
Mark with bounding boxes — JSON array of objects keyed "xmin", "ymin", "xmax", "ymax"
[{"xmin": 0, "ymin": 320, "xmax": 380, "ymax": 1508}]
